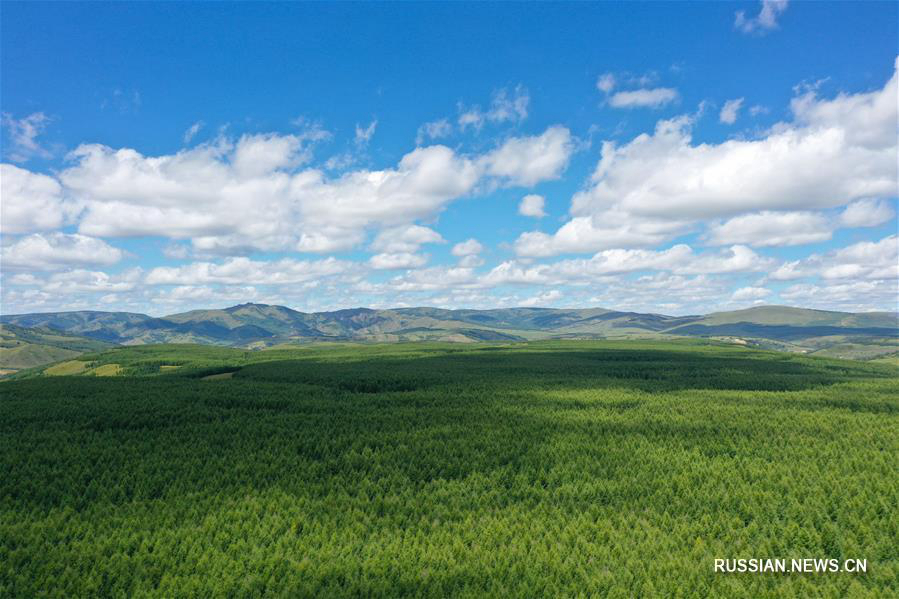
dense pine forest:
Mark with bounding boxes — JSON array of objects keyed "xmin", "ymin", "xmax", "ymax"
[{"xmin": 2, "ymin": 340, "xmax": 897, "ymax": 596}]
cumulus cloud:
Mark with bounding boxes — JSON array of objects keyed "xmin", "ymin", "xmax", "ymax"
[
  {"xmin": 731, "ymin": 286, "xmax": 772, "ymax": 301},
  {"xmin": 706, "ymin": 211, "xmax": 833, "ymax": 247},
  {"xmin": 518, "ymin": 194, "xmax": 547, "ymax": 218},
  {"xmin": 770, "ymin": 235, "xmax": 898, "ymax": 282},
  {"xmin": 480, "ymin": 126, "xmax": 573, "ymax": 186},
  {"xmin": 152, "ymin": 284, "xmax": 259, "ymax": 305},
  {"xmin": 735, "ymin": 0, "xmax": 789, "ymax": 35},
  {"xmin": 451, "ymin": 239, "xmax": 483, "ymax": 257},
  {"xmin": 384, "ymin": 265, "xmax": 478, "ymax": 293},
  {"xmin": 599, "ymin": 63, "xmax": 895, "ymax": 218},
  {"xmin": 0, "ymin": 163, "xmax": 73, "ymax": 234},
  {"xmin": 42, "ymin": 268, "xmax": 144, "ymax": 294},
  {"xmin": 519, "ymin": 289, "xmax": 562, "ymax": 307},
  {"xmin": 515, "ymin": 212, "xmax": 692, "ymax": 257},
  {"xmin": 608, "ymin": 88, "xmax": 678, "ymax": 109},
  {"xmin": 51, "ymin": 124, "xmax": 570, "ymax": 255},
  {"xmin": 779, "ymin": 279, "xmax": 897, "ymax": 312},
  {"xmin": 450, "ymin": 239, "xmax": 484, "ymax": 267},
  {"xmin": 162, "ymin": 243, "xmax": 191, "ymax": 260},
  {"xmin": 719, "ymin": 98, "xmax": 744, "ymax": 124},
  {"xmin": 490, "ymin": 244, "xmax": 773, "ymax": 288},
  {"xmin": 1, "ymin": 233, "xmax": 124, "ymax": 271},
  {"xmin": 146, "ymin": 256, "xmax": 352, "ymax": 285},
  {"xmin": 1, "ymin": 112, "xmax": 52, "ymax": 162},
  {"xmin": 370, "ymin": 225, "xmax": 444, "ymax": 254},
  {"xmin": 523, "ymin": 60, "xmax": 898, "ymax": 257},
  {"xmin": 839, "ymin": 199, "xmax": 896, "ymax": 228},
  {"xmin": 369, "ymin": 252, "xmax": 428, "ymax": 270}
]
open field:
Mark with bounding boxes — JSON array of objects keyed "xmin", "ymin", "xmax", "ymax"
[{"xmin": 2, "ymin": 340, "xmax": 898, "ymax": 596}]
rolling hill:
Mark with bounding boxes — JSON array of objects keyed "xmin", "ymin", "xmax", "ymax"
[
  {"xmin": 0, "ymin": 324, "xmax": 114, "ymax": 374},
  {"xmin": 2, "ymin": 304, "xmax": 896, "ymax": 366}
]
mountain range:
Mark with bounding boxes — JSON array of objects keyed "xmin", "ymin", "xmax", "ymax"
[{"xmin": 2, "ymin": 303, "xmax": 897, "ymax": 373}]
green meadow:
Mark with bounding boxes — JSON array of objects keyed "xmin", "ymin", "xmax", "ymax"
[{"xmin": 2, "ymin": 340, "xmax": 897, "ymax": 597}]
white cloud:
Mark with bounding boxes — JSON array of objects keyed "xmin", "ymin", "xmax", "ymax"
[
  {"xmin": 519, "ymin": 289, "xmax": 562, "ymax": 307},
  {"xmin": 731, "ymin": 286, "xmax": 772, "ymax": 301},
  {"xmin": 183, "ymin": 121, "xmax": 204, "ymax": 144},
  {"xmin": 451, "ymin": 239, "xmax": 483, "ymax": 257},
  {"xmin": 369, "ymin": 252, "xmax": 428, "ymax": 270},
  {"xmin": 385, "ymin": 265, "xmax": 478, "ymax": 292},
  {"xmin": 608, "ymin": 88, "xmax": 678, "ymax": 109},
  {"xmin": 295, "ymin": 227, "xmax": 367, "ymax": 254},
  {"xmin": 735, "ymin": 0, "xmax": 789, "ymax": 35},
  {"xmin": 1, "ymin": 233, "xmax": 124, "ymax": 271},
  {"xmin": 491, "ymin": 244, "xmax": 773, "ymax": 287},
  {"xmin": 43, "ymin": 268, "xmax": 143, "ymax": 294},
  {"xmin": 518, "ymin": 194, "xmax": 546, "ymax": 218},
  {"xmin": 231, "ymin": 133, "xmax": 310, "ymax": 177},
  {"xmin": 458, "ymin": 86, "xmax": 529, "ymax": 131},
  {"xmin": 0, "ymin": 163, "xmax": 73, "ymax": 234},
  {"xmin": 297, "ymin": 144, "xmax": 482, "ymax": 234},
  {"xmin": 450, "ymin": 239, "xmax": 484, "ymax": 268},
  {"xmin": 581, "ymin": 92, "xmax": 895, "ymax": 218},
  {"xmin": 146, "ymin": 256, "xmax": 351, "ymax": 285},
  {"xmin": 1, "ymin": 112, "xmax": 52, "ymax": 162},
  {"xmin": 524, "ymin": 60, "xmax": 898, "ymax": 257},
  {"xmin": 779, "ymin": 279, "xmax": 897, "ymax": 312},
  {"xmin": 596, "ymin": 73, "xmax": 616, "ymax": 93},
  {"xmin": 59, "ymin": 137, "xmax": 469, "ymax": 253},
  {"xmin": 719, "ymin": 98, "xmax": 744, "ymax": 124},
  {"xmin": 416, "ymin": 119, "xmax": 453, "ymax": 145},
  {"xmin": 59, "ymin": 123, "xmax": 571, "ymax": 256},
  {"xmin": 706, "ymin": 211, "xmax": 833, "ymax": 247},
  {"xmin": 162, "ymin": 243, "xmax": 191, "ymax": 260},
  {"xmin": 839, "ymin": 199, "xmax": 896, "ymax": 228},
  {"xmin": 515, "ymin": 212, "xmax": 692, "ymax": 257},
  {"xmin": 370, "ymin": 225, "xmax": 444, "ymax": 254},
  {"xmin": 152, "ymin": 284, "xmax": 259, "ymax": 305},
  {"xmin": 458, "ymin": 255, "xmax": 484, "ymax": 268},
  {"xmin": 355, "ymin": 120, "xmax": 377, "ymax": 146},
  {"xmin": 770, "ymin": 235, "xmax": 898, "ymax": 281},
  {"xmin": 819, "ymin": 236, "xmax": 898, "ymax": 281},
  {"xmin": 480, "ymin": 126, "xmax": 573, "ymax": 186}
]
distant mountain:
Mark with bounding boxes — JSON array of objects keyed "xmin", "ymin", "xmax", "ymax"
[
  {"xmin": 0, "ymin": 323, "xmax": 114, "ymax": 373},
  {"xmin": 2, "ymin": 304, "xmax": 897, "ymax": 367}
]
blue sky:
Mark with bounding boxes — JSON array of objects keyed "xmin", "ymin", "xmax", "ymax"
[{"xmin": 1, "ymin": 1, "xmax": 897, "ymax": 316}]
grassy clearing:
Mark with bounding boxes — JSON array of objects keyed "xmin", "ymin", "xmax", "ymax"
[
  {"xmin": 89, "ymin": 363, "xmax": 122, "ymax": 377},
  {"xmin": 44, "ymin": 360, "xmax": 91, "ymax": 376},
  {"xmin": 1, "ymin": 340, "xmax": 897, "ymax": 597}
]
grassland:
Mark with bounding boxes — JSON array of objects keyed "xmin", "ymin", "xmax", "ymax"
[
  {"xmin": 0, "ymin": 324, "xmax": 114, "ymax": 374},
  {"xmin": 1, "ymin": 340, "xmax": 897, "ymax": 597}
]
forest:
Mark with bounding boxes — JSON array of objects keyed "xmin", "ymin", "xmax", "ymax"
[{"xmin": 2, "ymin": 340, "xmax": 897, "ymax": 597}]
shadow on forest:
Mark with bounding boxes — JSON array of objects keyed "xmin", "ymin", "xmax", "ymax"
[{"xmin": 233, "ymin": 347, "xmax": 887, "ymax": 393}]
